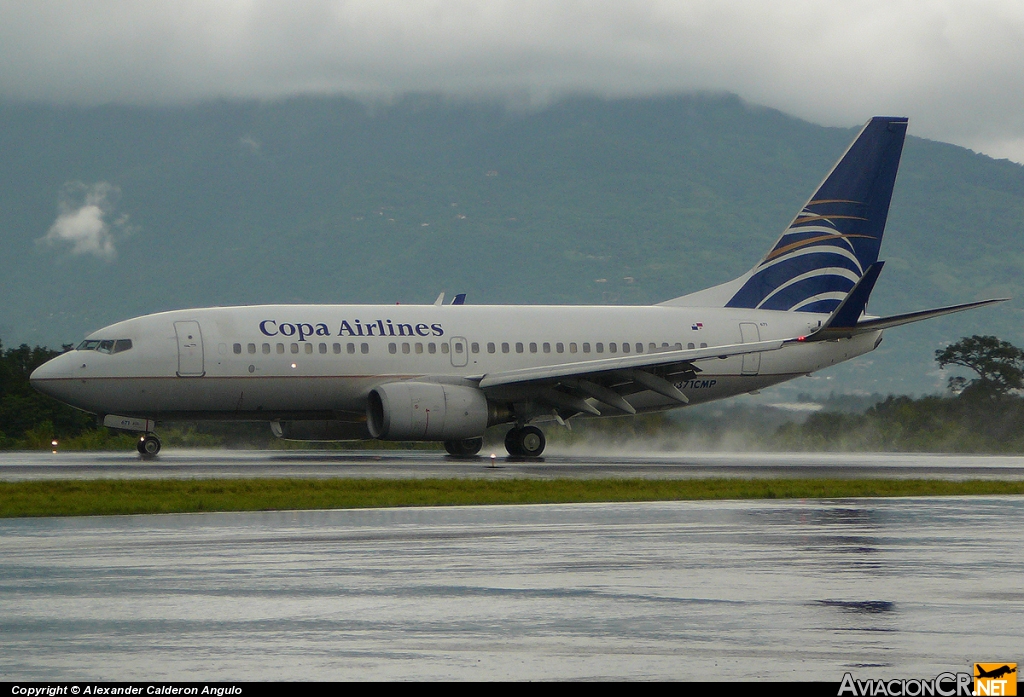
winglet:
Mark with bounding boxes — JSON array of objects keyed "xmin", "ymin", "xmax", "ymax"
[
  {"xmin": 433, "ymin": 292, "xmax": 445, "ymax": 306},
  {"xmin": 451, "ymin": 293, "xmax": 467, "ymax": 305}
]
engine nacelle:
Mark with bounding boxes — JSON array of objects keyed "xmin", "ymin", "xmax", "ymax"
[
  {"xmin": 367, "ymin": 382, "xmax": 490, "ymax": 441},
  {"xmin": 270, "ymin": 420, "xmax": 372, "ymax": 441}
]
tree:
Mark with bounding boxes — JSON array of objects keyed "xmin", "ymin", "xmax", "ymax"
[{"xmin": 935, "ymin": 335, "xmax": 1024, "ymax": 397}]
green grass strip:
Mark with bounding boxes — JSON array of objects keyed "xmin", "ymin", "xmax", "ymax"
[{"xmin": 2, "ymin": 478, "xmax": 1023, "ymax": 518}]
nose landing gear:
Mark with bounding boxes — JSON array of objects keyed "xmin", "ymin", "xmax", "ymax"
[
  {"xmin": 137, "ymin": 434, "xmax": 161, "ymax": 458},
  {"xmin": 504, "ymin": 425, "xmax": 545, "ymax": 457}
]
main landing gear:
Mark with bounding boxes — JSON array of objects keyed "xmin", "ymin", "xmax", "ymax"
[
  {"xmin": 444, "ymin": 437, "xmax": 484, "ymax": 457},
  {"xmin": 137, "ymin": 433, "xmax": 161, "ymax": 458},
  {"xmin": 504, "ymin": 425, "xmax": 546, "ymax": 457}
]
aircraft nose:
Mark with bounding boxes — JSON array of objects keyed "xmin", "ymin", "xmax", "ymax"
[{"xmin": 29, "ymin": 352, "xmax": 77, "ymax": 400}]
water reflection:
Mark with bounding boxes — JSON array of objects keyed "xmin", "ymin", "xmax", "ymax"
[
  {"xmin": 1, "ymin": 497, "xmax": 1021, "ymax": 680},
  {"xmin": 815, "ymin": 600, "xmax": 896, "ymax": 614}
]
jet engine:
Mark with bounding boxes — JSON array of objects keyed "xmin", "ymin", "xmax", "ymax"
[{"xmin": 367, "ymin": 382, "xmax": 490, "ymax": 440}]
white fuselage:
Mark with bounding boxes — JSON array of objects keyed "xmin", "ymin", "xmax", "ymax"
[{"xmin": 30, "ymin": 303, "xmax": 881, "ymax": 422}]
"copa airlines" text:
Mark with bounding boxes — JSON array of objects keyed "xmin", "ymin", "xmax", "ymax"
[{"xmin": 259, "ymin": 319, "xmax": 444, "ymax": 341}]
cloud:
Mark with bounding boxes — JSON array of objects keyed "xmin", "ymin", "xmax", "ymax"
[
  {"xmin": 2, "ymin": 1, "xmax": 1024, "ymax": 161},
  {"xmin": 39, "ymin": 182, "xmax": 123, "ymax": 260}
]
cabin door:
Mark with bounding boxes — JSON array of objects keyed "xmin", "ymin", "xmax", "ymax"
[
  {"xmin": 174, "ymin": 321, "xmax": 205, "ymax": 377},
  {"xmin": 739, "ymin": 322, "xmax": 761, "ymax": 376}
]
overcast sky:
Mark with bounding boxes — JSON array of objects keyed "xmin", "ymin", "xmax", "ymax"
[{"xmin": 2, "ymin": 1, "xmax": 1024, "ymax": 162}]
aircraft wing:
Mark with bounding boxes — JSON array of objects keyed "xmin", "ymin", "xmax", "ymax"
[{"xmin": 477, "ymin": 338, "xmax": 786, "ymax": 415}]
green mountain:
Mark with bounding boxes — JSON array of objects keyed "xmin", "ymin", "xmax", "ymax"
[{"xmin": 1, "ymin": 94, "xmax": 1021, "ymax": 396}]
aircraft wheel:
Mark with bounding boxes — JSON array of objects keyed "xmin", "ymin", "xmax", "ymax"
[
  {"xmin": 444, "ymin": 437, "xmax": 483, "ymax": 457},
  {"xmin": 138, "ymin": 434, "xmax": 161, "ymax": 458},
  {"xmin": 504, "ymin": 428, "xmax": 523, "ymax": 456},
  {"xmin": 516, "ymin": 426, "xmax": 545, "ymax": 457}
]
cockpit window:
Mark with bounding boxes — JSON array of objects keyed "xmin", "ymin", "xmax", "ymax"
[{"xmin": 76, "ymin": 339, "xmax": 133, "ymax": 354}]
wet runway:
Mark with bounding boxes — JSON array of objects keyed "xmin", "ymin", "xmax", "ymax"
[
  {"xmin": 4, "ymin": 448, "xmax": 1024, "ymax": 480},
  {"xmin": 1, "ymin": 497, "xmax": 1021, "ymax": 681}
]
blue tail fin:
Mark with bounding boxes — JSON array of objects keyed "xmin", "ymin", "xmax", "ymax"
[
  {"xmin": 662, "ymin": 117, "xmax": 908, "ymax": 312},
  {"xmin": 725, "ymin": 116, "xmax": 908, "ymax": 312}
]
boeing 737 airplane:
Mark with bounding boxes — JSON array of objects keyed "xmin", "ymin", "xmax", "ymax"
[{"xmin": 30, "ymin": 117, "xmax": 1005, "ymax": 457}]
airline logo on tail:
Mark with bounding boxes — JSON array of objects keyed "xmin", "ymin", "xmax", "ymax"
[{"xmin": 726, "ymin": 116, "xmax": 908, "ymax": 314}]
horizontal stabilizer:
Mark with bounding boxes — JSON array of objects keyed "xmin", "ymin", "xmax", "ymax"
[{"xmin": 803, "ymin": 298, "xmax": 1008, "ymax": 341}]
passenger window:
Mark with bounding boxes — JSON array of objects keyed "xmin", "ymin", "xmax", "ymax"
[
  {"xmin": 347, "ymin": 343, "xmax": 356, "ymax": 354},
  {"xmin": 402, "ymin": 343, "xmax": 411, "ymax": 354},
  {"xmin": 291, "ymin": 343, "xmax": 299, "ymax": 354},
  {"xmin": 233, "ymin": 343, "xmax": 242, "ymax": 355},
  {"xmin": 415, "ymin": 343, "xmax": 424, "ymax": 354},
  {"xmin": 502, "ymin": 342, "xmax": 510, "ymax": 353},
  {"xmin": 113, "ymin": 339, "xmax": 133, "ymax": 354},
  {"xmin": 333, "ymin": 343, "xmax": 341, "ymax": 354},
  {"xmin": 649, "ymin": 343, "xmax": 657, "ymax": 352},
  {"xmin": 248, "ymin": 343, "xmax": 256, "ymax": 354},
  {"xmin": 277, "ymin": 343, "xmax": 285, "ymax": 354},
  {"xmin": 636, "ymin": 343, "xmax": 643, "ymax": 353},
  {"xmin": 569, "ymin": 343, "xmax": 578, "ymax": 353},
  {"xmin": 529, "ymin": 342, "xmax": 537, "ymax": 353},
  {"xmin": 361, "ymin": 343, "xmax": 369, "ymax": 354},
  {"xmin": 543, "ymin": 342, "xmax": 551, "ymax": 353},
  {"xmin": 556, "ymin": 342, "xmax": 564, "ymax": 353},
  {"xmin": 487, "ymin": 342, "xmax": 496, "ymax": 354},
  {"xmin": 389, "ymin": 343, "xmax": 397, "ymax": 354},
  {"xmin": 441, "ymin": 343, "xmax": 449, "ymax": 354},
  {"xmin": 454, "ymin": 342, "xmax": 463, "ymax": 353},
  {"xmin": 515, "ymin": 342, "xmax": 524, "ymax": 353},
  {"xmin": 303, "ymin": 343, "xmax": 312, "ymax": 354},
  {"xmin": 583, "ymin": 343, "xmax": 591, "ymax": 353},
  {"xmin": 622, "ymin": 342, "xmax": 630, "ymax": 353},
  {"xmin": 688, "ymin": 343, "xmax": 695, "ymax": 350},
  {"xmin": 471, "ymin": 342, "xmax": 479, "ymax": 353},
  {"xmin": 673, "ymin": 343, "xmax": 682, "ymax": 350},
  {"xmin": 319, "ymin": 343, "xmax": 327, "ymax": 354},
  {"xmin": 263, "ymin": 343, "xmax": 271, "ymax": 354},
  {"xmin": 596, "ymin": 343, "xmax": 603, "ymax": 353},
  {"xmin": 609, "ymin": 342, "xmax": 617, "ymax": 353},
  {"xmin": 700, "ymin": 342, "xmax": 707, "ymax": 349},
  {"xmin": 662, "ymin": 342, "xmax": 670, "ymax": 349},
  {"xmin": 428, "ymin": 343, "xmax": 437, "ymax": 354}
]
